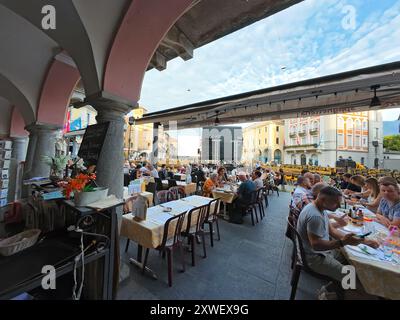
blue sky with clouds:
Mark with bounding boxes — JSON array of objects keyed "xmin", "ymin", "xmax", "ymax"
[{"xmin": 140, "ymin": 0, "xmax": 400, "ymax": 155}]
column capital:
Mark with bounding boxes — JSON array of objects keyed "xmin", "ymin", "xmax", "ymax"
[
  {"xmin": 81, "ymin": 91, "xmax": 137, "ymax": 115},
  {"xmin": 9, "ymin": 136, "xmax": 28, "ymax": 142},
  {"xmin": 25, "ymin": 122, "xmax": 62, "ymax": 134}
]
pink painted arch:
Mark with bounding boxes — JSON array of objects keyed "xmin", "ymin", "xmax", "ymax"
[
  {"xmin": 103, "ymin": 0, "xmax": 194, "ymax": 104},
  {"xmin": 37, "ymin": 59, "xmax": 80, "ymax": 126}
]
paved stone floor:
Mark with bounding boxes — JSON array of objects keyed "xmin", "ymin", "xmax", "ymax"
[{"xmin": 117, "ymin": 192, "xmax": 326, "ymax": 300}]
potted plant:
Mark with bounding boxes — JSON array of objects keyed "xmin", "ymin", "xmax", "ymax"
[
  {"xmin": 41, "ymin": 155, "xmax": 70, "ymax": 181},
  {"xmin": 59, "ymin": 173, "xmax": 108, "ymax": 206}
]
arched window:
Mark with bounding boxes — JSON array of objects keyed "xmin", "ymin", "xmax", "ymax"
[
  {"xmin": 312, "ymin": 121, "xmax": 319, "ymax": 130},
  {"xmin": 300, "ymin": 154, "xmax": 307, "ymax": 166},
  {"xmin": 347, "ymin": 134, "xmax": 353, "ymax": 147},
  {"xmin": 355, "ymin": 119, "xmax": 361, "ymax": 130},
  {"xmin": 355, "ymin": 135, "xmax": 361, "ymax": 147},
  {"xmin": 362, "ymin": 120, "xmax": 368, "ymax": 130},
  {"xmin": 302, "ymin": 123, "xmax": 307, "ymax": 132},
  {"xmin": 311, "ymin": 154, "xmax": 318, "ymax": 166},
  {"xmin": 337, "ymin": 117, "xmax": 344, "ymax": 129},
  {"xmin": 338, "ymin": 134, "xmax": 344, "ymax": 147},
  {"xmin": 346, "ymin": 118, "xmax": 353, "ymax": 130},
  {"xmin": 291, "ymin": 154, "xmax": 296, "ymax": 165},
  {"xmin": 274, "ymin": 149, "xmax": 282, "ymax": 163}
]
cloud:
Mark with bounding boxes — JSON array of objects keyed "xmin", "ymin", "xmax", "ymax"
[{"xmin": 139, "ymin": 0, "xmax": 400, "ymax": 154}]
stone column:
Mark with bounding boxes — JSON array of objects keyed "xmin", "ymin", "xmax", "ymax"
[
  {"xmin": 7, "ymin": 136, "xmax": 28, "ymax": 201},
  {"xmin": 23, "ymin": 123, "xmax": 60, "ymax": 180},
  {"xmin": 151, "ymin": 122, "xmax": 160, "ymax": 164},
  {"xmin": 11, "ymin": 136, "xmax": 28, "ymax": 162},
  {"xmin": 91, "ymin": 99, "xmax": 130, "ymax": 199}
]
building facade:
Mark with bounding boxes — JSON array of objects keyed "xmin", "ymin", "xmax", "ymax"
[
  {"xmin": 123, "ymin": 107, "xmax": 153, "ymax": 160},
  {"xmin": 64, "ymin": 105, "xmax": 97, "ymax": 157},
  {"xmin": 242, "ymin": 121, "xmax": 285, "ymax": 165},
  {"xmin": 283, "ymin": 111, "xmax": 384, "ymax": 168},
  {"xmin": 201, "ymin": 126, "xmax": 243, "ymax": 164}
]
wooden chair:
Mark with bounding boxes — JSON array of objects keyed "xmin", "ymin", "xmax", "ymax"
[
  {"xmin": 286, "ymin": 217, "xmax": 344, "ymax": 300},
  {"xmin": 204, "ymin": 198, "xmax": 221, "ymax": 247},
  {"xmin": 141, "ymin": 211, "xmax": 186, "ymax": 287},
  {"xmin": 156, "ymin": 190, "xmax": 173, "ymax": 205},
  {"xmin": 181, "ymin": 204, "xmax": 209, "ymax": 266}
]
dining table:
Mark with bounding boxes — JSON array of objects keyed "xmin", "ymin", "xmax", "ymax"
[
  {"xmin": 120, "ymin": 195, "xmax": 215, "ymax": 279},
  {"xmin": 162, "ymin": 180, "xmax": 197, "ymax": 195},
  {"xmin": 212, "ymin": 186, "xmax": 238, "ymax": 220},
  {"xmin": 332, "ymin": 205, "xmax": 400, "ymax": 299}
]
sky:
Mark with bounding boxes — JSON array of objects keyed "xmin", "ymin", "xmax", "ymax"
[{"xmin": 140, "ymin": 0, "xmax": 400, "ymax": 156}]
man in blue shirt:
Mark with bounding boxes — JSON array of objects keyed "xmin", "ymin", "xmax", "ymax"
[
  {"xmin": 229, "ymin": 172, "xmax": 256, "ymax": 224},
  {"xmin": 376, "ymin": 176, "xmax": 400, "ymax": 228}
]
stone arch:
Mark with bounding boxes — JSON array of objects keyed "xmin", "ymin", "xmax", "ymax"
[
  {"xmin": 37, "ymin": 59, "xmax": 80, "ymax": 126},
  {"xmin": 0, "ymin": 74, "xmax": 35, "ymax": 125},
  {"xmin": 103, "ymin": 0, "xmax": 194, "ymax": 103}
]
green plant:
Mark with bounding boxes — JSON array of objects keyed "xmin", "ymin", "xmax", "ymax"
[{"xmin": 41, "ymin": 155, "xmax": 70, "ymax": 172}]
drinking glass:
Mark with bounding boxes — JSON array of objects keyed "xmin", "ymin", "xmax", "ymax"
[{"xmin": 383, "ymin": 244, "xmax": 394, "ymax": 259}]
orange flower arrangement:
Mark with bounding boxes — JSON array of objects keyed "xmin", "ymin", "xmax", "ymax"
[{"xmin": 59, "ymin": 173, "xmax": 97, "ymax": 199}]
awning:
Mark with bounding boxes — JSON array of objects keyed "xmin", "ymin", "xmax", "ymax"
[{"xmin": 137, "ymin": 62, "xmax": 400, "ymax": 129}]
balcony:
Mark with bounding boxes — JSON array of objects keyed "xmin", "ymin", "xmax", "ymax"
[
  {"xmin": 289, "ymin": 133, "xmax": 296, "ymax": 138},
  {"xmin": 309, "ymin": 128, "xmax": 319, "ymax": 135},
  {"xmin": 298, "ymin": 130, "xmax": 307, "ymax": 137},
  {"xmin": 283, "ymin": 143, "xmax": 318, "ymax": 150}
]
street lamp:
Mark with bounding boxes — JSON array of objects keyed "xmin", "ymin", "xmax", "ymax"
[{"xmin": 128, "ymin": 116, "xmax": 135, "ymax": 160}]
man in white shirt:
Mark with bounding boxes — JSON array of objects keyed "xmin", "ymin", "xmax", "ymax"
[
  {"xmin": 147, "ymin": 164, "xmax": 159, "ymax": 178},
  {"xmin": 252, "ymin": 171, "xmax": 264, "ymax": 189},
  {"xmin": 290, "ymin": 175, "xmax": 312, "ymax": 213}
]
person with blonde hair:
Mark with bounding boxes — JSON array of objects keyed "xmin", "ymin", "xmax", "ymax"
[{"xmin": 357, "ymin": 177, "xmax": 382, "ymax": 213}]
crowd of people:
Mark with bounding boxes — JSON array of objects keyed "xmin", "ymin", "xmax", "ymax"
[{"xmin": 290, "ymin": 168, "xmax": 400, "ymax": 299}]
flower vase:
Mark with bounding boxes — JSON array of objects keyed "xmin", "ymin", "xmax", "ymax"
[{"xmin": 73, "ymin": 187, "xmax": 109, "ymax": 207}]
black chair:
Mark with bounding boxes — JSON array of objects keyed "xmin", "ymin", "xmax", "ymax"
[
  {"xmin": 123, "ymin": 173, "xmax": 130, "ymax": 187},
  {"xmin": 262, "ymin": 186, "xmax": 269, "ymax": 208},
  {"xmin": 256, "ymin": 188, "xmax": 266, "ymax": 219},
  {"xmin": 156, "ymin": 190, "xmax": 174, "ymax": 204},
  {"xmin": 196, "ymin": 181, "xmax": 205, "ymax": 196},
  {"xmin": 173, "ymin": 175, "xmax": 182, "ymax": 181},
  {"xmin": 244, "ymin": 190, "xmax": 260, "ymax": 226},
  {"xmin": 169, "ymin": 186, "xmax": 186, "ymax": 200},
  {"xmin": 204, "ymin": 198, "xmax": 221, "ymax": 247},
  {"xmin": 286, "ymin": 217, "xmax": 344, "ymax": 300},
  {"xmin": 285, "ymin": 213, "xmax": 299, "ymax": 269},
  {"xmin": 168, "ymin": 179, "xmax": 178, "ymax": 188},
  {"xmin": 167, "ymin": 172, "xmax": 174, "ymax": 179},
  {"xmin": 154, "ymin": 177, "xmax": 164, "ymax": 191},
  {"xmin": 264, "ymin": 180, "xmax": 280, "ymax": 197},
  {"xmin": 145, "ymin": 182, "xmax": 157, "ymax": 206},
  {"xmin": 181, "ymin": 204, "xmax": 209, "ymax": 266},
  {"xmin": 141, "ymin": 212, "xmax": 186, "ymax": 287}
]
